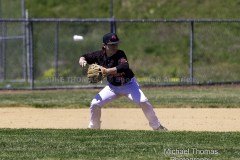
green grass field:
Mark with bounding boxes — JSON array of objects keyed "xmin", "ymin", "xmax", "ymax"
[
  {"xmin": 1, "ymin": 1, "xmax": 239, "ymax": 159},
  {"xmin": 0, "ymin": 86, "xmax": 239, "ymax": 108},
  {"xmin": 0, "ymin": 129, "xmax": 239, "ymax": 160},
  {"xmin": 0, "ymin": 86, "xmax": 239, "ymax": 159}
]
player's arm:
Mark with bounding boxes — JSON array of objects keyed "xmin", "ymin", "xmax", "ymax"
[
  {"xmin": 102, "ymin": 55, "xmax": 129, "ymax": 75},
  {"xmin": 115, "ymin": 51, "xmax": 130, "ymax": 73},
  {"xmin": 79, "ymin": 51, "xmax": 99, "ymax": 67},
  {"xmin": 102, "ymin": 67, "xmax": 117, "ymax": 75},
  {"xmin": 102, "ymin": 56, "xmax": 129, "ymax": 75},
  {"xmin": 116, "ymin": 59, "xmax": 129, "ymax": 73}
]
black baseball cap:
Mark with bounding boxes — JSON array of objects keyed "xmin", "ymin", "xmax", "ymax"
[{"xmin": 103, "ymin": 33, "xmax": 120, "ymax": 45}]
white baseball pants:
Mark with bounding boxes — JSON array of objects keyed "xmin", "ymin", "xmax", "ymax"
[{"xmin": 88, "ymin": 77, "xmax": 161, "ymax": 130}]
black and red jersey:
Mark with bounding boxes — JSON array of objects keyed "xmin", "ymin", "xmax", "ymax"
[{"xmin": 82, "ymin": 49, "xmax": 134, "ymax": 86}]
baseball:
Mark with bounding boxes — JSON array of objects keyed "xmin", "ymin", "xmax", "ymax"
[{"xmin": 73, "ymin": 35, "xmax": 84, "ymax": 41}]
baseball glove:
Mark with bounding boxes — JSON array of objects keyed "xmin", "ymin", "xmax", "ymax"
[{"xmin": 87, "ymin": 64, "xmax": 106, "ymax": 83}]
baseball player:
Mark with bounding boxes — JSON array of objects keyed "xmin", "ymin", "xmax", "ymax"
[{"xmin": 79, "ymin": 32, "xmax": 167, "ymax": 131}]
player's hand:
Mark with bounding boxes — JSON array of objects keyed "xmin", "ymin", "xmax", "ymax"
[
  {"xmin": 79, "ymin": 57, "xmax": 87, "ymax": 67},
  {"xmin": 101, "ymin": 67, "xmax": 117, "ymax": 75},
  {"xmin": 101, "ymin": 66, "xmax": 108, "ymax": 75}
]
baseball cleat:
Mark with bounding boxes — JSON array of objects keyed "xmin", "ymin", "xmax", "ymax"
[{"xmin": 155, "ymin": 125, "xmax": 168, "ymax": 131}]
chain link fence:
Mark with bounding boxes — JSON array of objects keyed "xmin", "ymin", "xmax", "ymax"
[{"xmin": 0, "ymin": 19, "xmax": 239, "ymax": 89}]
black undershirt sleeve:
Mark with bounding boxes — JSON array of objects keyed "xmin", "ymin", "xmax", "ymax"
[
  {"xmin": 115, "ymin": 52, "xmax": 129, "ymax": 73},
  {"xmin": 116, "ymin": 62, "xmax": 129, "ymax": 73},
  {"xmin": 81, "ymin": 51, "xmax": 99, "ymax": 64}
]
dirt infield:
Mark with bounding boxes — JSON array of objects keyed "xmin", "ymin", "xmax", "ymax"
[{"xmin": 0, "ymin": 108, "xmax": 239, "ymax": 132}]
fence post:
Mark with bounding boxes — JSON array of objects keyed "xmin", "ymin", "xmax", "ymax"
[
  {"xmin": 21, "ymin": 0, "xmax": 27, "ymax": 81},
  {"xmin": 109, "ymin": 0, "xmax": 116, "ymax": 33},
  {"xmin": 26, "ymin": 11, "xmax": 30, "ymax": 85},
  {"xmin": 30, "ymin": 21, "xmax": 34, "ymax": 89},
  {"xmin": 110, "ymin": 18, "xmax": 116, "ymax": 33},
  {"xmin": 0, "ymin": 22, "xmax": 6, "ymax": 81},
  {"xmin": 110, "ymin": 0, "xmax": 113, "ymax": 18},
  {"xmin": 189, "ymin": 21, "xmax": 194, "ymax": 84},
  {"xmin": 27, "ymin": 21, "xmax": 34, "ymax": 89},
  {"xmin": 54, "ymin": 21, "xmax": 59, "ymax": 78}
]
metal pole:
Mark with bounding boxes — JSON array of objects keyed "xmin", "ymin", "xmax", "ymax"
[
  {"xmin": 21, "ymin": 0, "xmax": 27, "ymax": 81},
  {"xmin": 109, "ymin": 0, "xmax": 116, "ymax": 33},
  {"xmin": 26, "ymin": 12, "xmax": 34, "ymax": 89},
  {"xmin": 21, "ymin": 0, "xmax": 25, "ymax": 17},
  {"xmin": 54, "ymin": 21, "xmax": 59, "ymax": 78},
  {"xmin": 0, "ymin": 0, "xmax": 2, "ymax": 81},
  {"xmin": 110, "ymin": 0, "xmax": 113, "ymax": 18},
  {"xmin": 0, "ymin": 0, "xmax": 6, "ymax": 81},
  {"xmin": 0, "ymin": 22, "xmax": 6, "ymax": 80},
  {"xmin": 110, "ymin": 0, "xmax": 113, "ymax": 32},
  {"xmin": 0, "ymin": 0, "xmax": 1, "ymax": 18},
  {"xmin": 29, "ymin": 21, "xmax": 34, "ymax": 89},
  {"xmin": 189, "ymin": 21, "xmax": 194, "ymax": 84},
  {"xmin": 110, "ymin": 18, "xmax": 116, "ymax": 33},
  {"xmin": 0, "ymin": 22, "xmax": 3, "ymax": 81},
  {"xmin": 26, "ymin": 10, "xmax": 30, "ymax": 83}
]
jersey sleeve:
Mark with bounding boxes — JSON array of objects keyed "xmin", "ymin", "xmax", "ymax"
[
  {"xmin": 116, "ymin": 51, "xmax": 130, "ymax": 73},
  {"xmin": 81, "ymin": 51, "xmax": 100, "ymax": 64}
]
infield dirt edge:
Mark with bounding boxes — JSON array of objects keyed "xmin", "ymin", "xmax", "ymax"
[{"xmin": 0, "ymin": 108, "xmax": 239, "ymax": 132}]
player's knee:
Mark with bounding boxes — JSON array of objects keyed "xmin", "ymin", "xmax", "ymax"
[
  {"xmin": 90, "ymin": 99, "xmax": 102, "ymax": 108},
  {"xmin": 134, "ymin": 97, "xmax": 148, "ymax": 105},
  {"xmin": 132, "ymin": 98, "xmax": 148, "ymax": 105}
]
